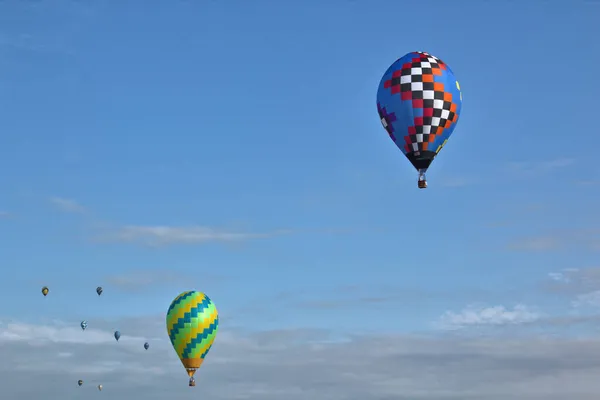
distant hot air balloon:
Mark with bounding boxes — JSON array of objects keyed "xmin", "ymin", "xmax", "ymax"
[
  {"xmin": 166, "ymin": 291, "xmax": 218, "ymax": 387},
  {"xmin": 98, "ymin": 384, "xmax": 102, "ymax": 391},
  {"xmin": 78, "ymin": 380, "xmax": 83, "ymax": 386},
  {"xmin": 376, "ymin": 51, "xmax": 462, "ymax": 188},
  {"xmin": 80, "ymin": 321, "xmax": 87, "ymax": 330},
  {"xmin": 96, "ymin": 287, "xmax": 103, "ymax": 296},
  {"xmin": 114, "ymin": 331, "xmax": 120, "ymax": 341},
  {"xmin": 41, "ymin": 286, "xmax": 49, "ymax": 296},
  {"xmin": 144, "ymin": 342, "xmax": 149, "ymax": 350}
]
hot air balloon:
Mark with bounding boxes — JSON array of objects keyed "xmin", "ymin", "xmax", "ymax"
[
  {"xmin": 144, "ymin": 342, "xmax": 149, "ymax": 350},
  {"xmin": 166, "ymin": 291, "xmax": 218, "ymax": 387},
  {"xmin": 376, "ymin": 51, "xmax": 462, "ymax": 188},
  {"xmin": 80, "ymin": 321, "xmax": 87, "ymax": 330},
  {"xmin": 96, "ymin": 287, "xmax": 103, "ymax": 296},
  {"xmin": 41, "ymin": 286, "xmax": 49, "ymax": 296},
  {"xmin": 78, "ymin": 380, "xmax": 83, "ymax": 386},
  {"xmin": 114, "ymin": 331, "xmax": 120, "ymax": 341},
  {"xmin": 98, "ymin": 384, "xmax": 102, "ymax": 391}
]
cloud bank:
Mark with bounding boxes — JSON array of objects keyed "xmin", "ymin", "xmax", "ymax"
[{"xmin": 2, "ymin": 316, "xmax": 600, "ymax": 399}]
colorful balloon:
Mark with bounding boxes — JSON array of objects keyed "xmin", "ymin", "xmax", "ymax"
[
  {"xmin": 80, "ymin": 321, "xmax": 87, "ymax": 330},
  {"xmin": 41, "ymin": 286, "xmax": 49, "ymax": 296},
  {"xmin": 376, "ymin": 51, "xmax": 462, "ymax": 188},
  {"xmin": 114, "ymin": 331, "xmax": 120, "ymax": 341},
  {"xmin": 96, "ymin": 286, "xmax": 103, "ymax": 296},
  {"xmin": 144, "ymin": 342, "xmax": 149, "ymax": 350},
  {"xmin": 166, "ymin": 291, "xmax": 218, "ymax": 387}
]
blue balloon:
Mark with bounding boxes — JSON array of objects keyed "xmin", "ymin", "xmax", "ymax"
[
  {"xmin": 376, "ymin": 51, "xmax": 462, "ymax": 188},
  {"xmin": 114, "ymin": 331, "xmax": 120, "ymax": 341},
  {"xmin": 80, "ymin": 321, "xmax": 87, "ymax": 330},
  {"xmin": 144, "ymin": 342, "xmax": 149, "ymax": 350}
]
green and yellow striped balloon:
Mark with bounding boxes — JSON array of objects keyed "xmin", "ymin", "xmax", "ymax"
[{"xmin": 166, "ymin": 291, "xmax": 218, "ymax": 384}]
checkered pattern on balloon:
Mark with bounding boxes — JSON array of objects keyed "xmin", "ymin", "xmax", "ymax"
[{"xmin": 376, "ymin": 52, "xmax": 462, "ymax": 185}]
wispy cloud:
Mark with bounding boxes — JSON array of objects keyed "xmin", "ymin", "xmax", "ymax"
[
  {"xmin": 96, "ymin": 225, "xmax": 289, "ymax": 246},
  {"xmin": 546, "ymin": 268, "xmax": 600, "ymax": 291},
  {"xmin": 575, "ymin": 179, "xmax": 600, "ymax": 186},
  {"xmin": 439, "ymin": 176, "xmax": 475, "ymax": 188},
  {"xmin": 107, "ymin": 271, "xmax": 179, "ymax": 289},
  {"xmin": 288, "ymin": 284, "xmax": 496, "ymax": 312},
  {"xmin": 548, "ymin": 270, "xmax": 577, "ymax": 283},
  {"xmin": 572, "ymin": 291, "xmax": 600, "ymax": 308},
  {"xmin": 508, "ymin": 236, "xmax": 562, "ymax": 251},
  {"xmin": 438, "ymin": 304, "xmax": 540, "ymax": 330},
  {"xmin": 298, "ymin": 296, "xmax": 393, "ymax": 309},
  {"xmin": 296, "ymin": 291, "xmax": 427, "ymax": 310},
  {"xmin": 542, "ymin": 267, "xmax": 600, "ymax": 310},
  {"xmin": 0, "ymin": 32, "xmax": 75, "ymax": 55},
  {"xmin": 49, "ymin": 197, "xmax": 86, "ymax": 213},
  {"xmin": 507, "ymin": 157, "xmax": 574, "ymax": 177},
  {"xmin": 508, "ymin": 230, "xmax": 600, "ymax": 252},
  {"xmin": 0, "ymin": 1, "xmax": 103, "ymax": 56},
  {"xmin": 0, "ymin": 322, "xmax": 145, "ymax": 345},
  {"xmin": 104, "ymin": 269, "xmax": 219, "ymax": 291}
]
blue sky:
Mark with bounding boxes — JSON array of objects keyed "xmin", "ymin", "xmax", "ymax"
[{"xmin": 0, "ymin": 0, "xmax": 599, "ymax": 340}]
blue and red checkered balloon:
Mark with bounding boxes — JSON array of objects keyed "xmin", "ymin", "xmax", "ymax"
[{"xmin": 376, "ymin": 51, "xmax": 462, "ymax": 173}]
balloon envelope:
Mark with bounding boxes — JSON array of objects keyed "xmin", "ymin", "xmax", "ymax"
[
  {"xmin": 114, "ymin": 331, "xmax": 120, "ymax": 341},
  {"xmin": 80, "ymin": 321, "xmax": 87, "ymax": 330},
  {"xmin": 166, "ymin": 291, "xmax": 218, "ymax": 380},
  {"xmin": 78, "ymin": 380, "xmax": 83, "ymax": 386},
  {"xmin": 41, "ymin": 286, "xmax": 48, "ymax": 296},
  {"xmin": 376, "ymin": 51, "xmax": 462, "ymax": 173},
  {"xmin": 144, "ymin": 342, "xmax": 149, "ymax": 350},
  {"xmin": 96, "ymin": 287, "xmax": 103, "ymax": 296}
]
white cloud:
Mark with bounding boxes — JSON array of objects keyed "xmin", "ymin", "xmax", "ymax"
[
  {"xmin": 4, "ymin": 317, "xmax": 600, "ymax": 399},
  {"xmin": 439, "ymin": 304, "xmax": 540, "ymax": 329},
  {"xmin": 549, "ymin": 272, "xmax": 567, "ymax": 282},
  {"xmin": 0, "ymin": 322, "xmax": 145, "ymax": 345},
  {"xmin": 98, "ymin": 225, "xmax": 287, "ymax": 245},
  {"xmin": 547, "ymin": 267, "xmax": 600, "ymax": 295},
  {"xmin": 573, "ymin": 291, "xmax": 600, "ymax": 308},
  {"xmin": 49, "ymin": 197, "xmax": 86, "ymax": 213},
  {"xmin": 548, "ymin": 269, "xmax": 579, "ymax": 283},
  {"xmin": 543, "ymin": 268, "xmax": 600, "ymax": 311}
]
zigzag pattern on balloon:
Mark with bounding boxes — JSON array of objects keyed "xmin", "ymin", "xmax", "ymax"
[
  {"xmin": 170, "ymin": 303, "xmax": 217, "ymax": 357},
  {"xmin": 167, "ymin": 291, "xmax": 195, "ymax": 313},
  {"xmin": 167, "ymin": 296, "xmax": 213, "ymax": 344},
  {"xmin": 167, "ymin": 292, "xmax": 199, "ymax": 343},
  {"xmin": 166, "ymin": 292, "xmax": 218, "ymax": 357},
  {"xmin": 178, "ymin": 305, "xmax": 218, "ymax": 357},
  {"xmin": 167, "ymin": 293, "xmax": 212, "ymax": 330},
  {"xmin": 200, "ymin": 344, "xmax": 213, "ymax": 359},
  {"xmin": 181, "ymin": 318, "xmax": 218, "ymax": 359}
]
